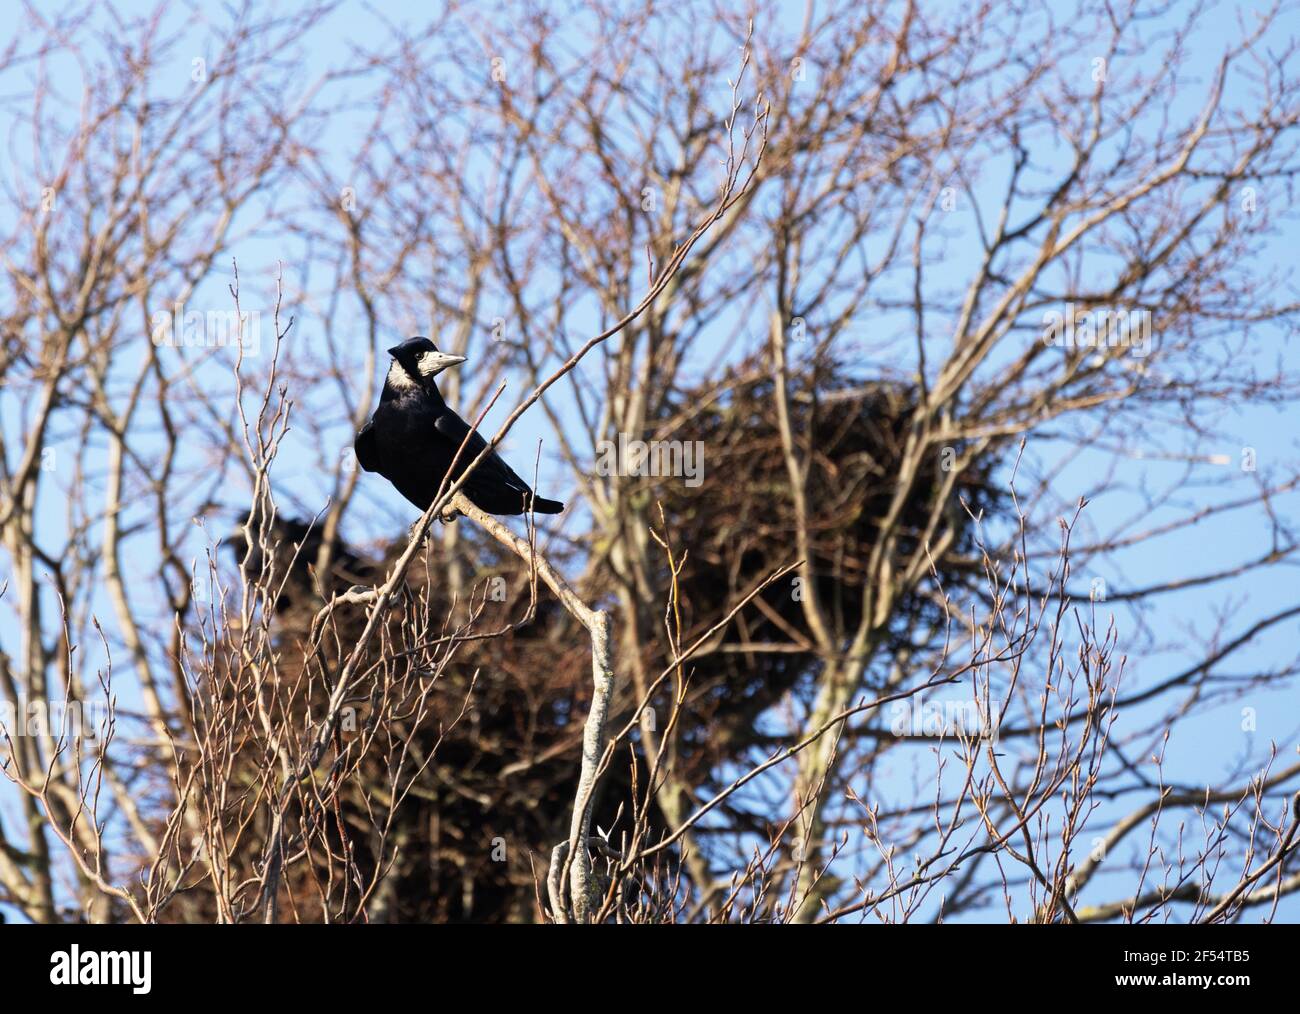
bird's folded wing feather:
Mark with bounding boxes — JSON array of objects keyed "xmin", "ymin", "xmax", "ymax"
[
  {"xmin": 355, "ymin": 419, "xmax": 380, "ymax": 472},
  {"xmin": 433, "ymin": 410, "xmax": 532, "ymax": 494}
]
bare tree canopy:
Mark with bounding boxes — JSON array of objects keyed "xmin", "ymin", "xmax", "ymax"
[{"xmin": 1, "ymin": 0, "xmax": 1298, "ymax": 934}]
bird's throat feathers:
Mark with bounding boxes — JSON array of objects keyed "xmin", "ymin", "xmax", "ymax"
[
  {"xmin": 383, "ymin": 360, "xmax": 449, "ymax": 411},
  {"xmin": 386, "ymin": 359, "xmax": 418, "ymax": 391}
]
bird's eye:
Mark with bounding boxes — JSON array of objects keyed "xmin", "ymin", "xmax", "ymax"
[{"xmin": 417, "ymin": 351, "xmax": 427, "ymax": 359}]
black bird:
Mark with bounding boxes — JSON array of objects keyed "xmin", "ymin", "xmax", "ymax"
[{"xmin": 355, "ymin": 337, "xmax": 565, "ymax": 517}]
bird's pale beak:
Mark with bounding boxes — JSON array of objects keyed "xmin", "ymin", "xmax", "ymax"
[{"xmin": 428, "ymin": 352, "xmax": 467, "ymax": 370}]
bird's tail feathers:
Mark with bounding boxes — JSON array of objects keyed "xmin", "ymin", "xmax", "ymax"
[{"xmin": 530, "ymin": 495, "xmax": 565, "ymax": 514}]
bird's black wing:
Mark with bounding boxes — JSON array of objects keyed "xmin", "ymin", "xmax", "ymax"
[
  {"xmin": 354, "ymin": 418, "xmax": 380, "ymax": 473},
  {"xmin": 433, "ymin": 409, "xmax": 534, "ymax": 499}
]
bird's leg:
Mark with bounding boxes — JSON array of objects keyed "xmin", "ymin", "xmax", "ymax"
[
  {"xmin": 438, "ymin": 505, "xmax": 462, "ymax": 524},
  {"xmin": 406, "ymin": 519, "xmax": 429, "ymax": 543}
]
